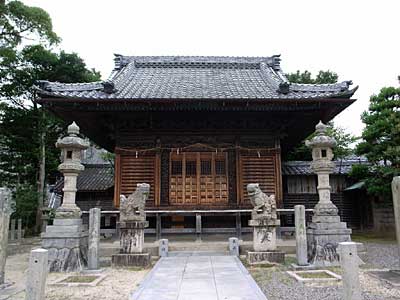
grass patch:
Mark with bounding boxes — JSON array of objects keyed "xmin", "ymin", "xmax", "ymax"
[
  {"xmin": 61, "ymin": 275, "xmax": 98, "ymax": 283},
  {"xmin": 352, "ymin": 232, "xmax": 396, "ymax": 244},
  {"xmin": 298, "ymin": 271, "xmax": 334, "ymax": 279}
]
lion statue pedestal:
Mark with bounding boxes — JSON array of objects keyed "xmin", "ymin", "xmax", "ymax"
[
  {"xmin": 247, "ymin": 183, "xmax": 285, "ymax": 265},
  {"xmin": 111, "ymin": 183, "xmax": 151, "ymax": 268}
]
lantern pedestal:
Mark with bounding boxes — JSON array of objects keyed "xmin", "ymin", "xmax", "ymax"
[{"xmin": 41, "ymin": 218, "xmax": 88, "ymax": 272}]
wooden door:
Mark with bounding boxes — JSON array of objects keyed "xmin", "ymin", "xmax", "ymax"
[{"xmin": 169, "ymin": 152, "xmax": 228, "ymax": 206}]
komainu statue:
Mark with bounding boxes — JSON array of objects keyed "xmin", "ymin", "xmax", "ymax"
[
  {"xmin": 247, "ymin": 183, "xmax": 277, "ymax": 221},
  {"xmin": 120, "ymin": 183, "xmax": 150, "ymax": 222}
]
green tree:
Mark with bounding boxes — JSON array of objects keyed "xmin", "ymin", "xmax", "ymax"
[
  {"xmin": 287, "ymin": 70, "xmax": 338, "ymax": 84},
  {"xmin": 0, "ymin": 0, "xmax": 59, "ymax": 48},
  {"xmin": 286, "ymin": 122, "xmax": 357, "ymax": 161},
  {"xmin": 0, "ymin": 47, "xmax": 101, "ymax": 230},
  {"xmin": 0, "ymin": 1, "xmax": 101, "ymax": 231},
  {"xmin": 285, "ymin": 70, "xmax": 356, "ymax": 161},
  {"xmin": 351, "ymin": 86, "xmax": 400, "ymax": 201}
]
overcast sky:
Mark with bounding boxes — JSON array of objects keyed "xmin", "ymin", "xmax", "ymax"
[{"xmin": 26, "ymin": 0, "xmax": 400, "ymax": 136}]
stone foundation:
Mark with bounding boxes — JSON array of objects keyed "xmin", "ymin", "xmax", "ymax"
[
  {"xmin": 307, "ymin": 221, "xmax": 351, "ymax": 267},
  {"xmin": 247, "ymin": 251, "xmax": 285, "ymax": 265},
  {"xmin": 41, "ymin": 218, "xmax": 88, "ymax": 272},
  {"xmin": 111, "ymin": 253, "xmax": 150, "ymax": 267}
]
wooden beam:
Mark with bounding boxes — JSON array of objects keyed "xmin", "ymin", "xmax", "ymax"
[
  {"xmin": 113, "ymin": 153, "xmax": 121, "ymax": 207},
  {"xmin": 155, "ymin": 153, "xmax": 161, "ymax": 206}
]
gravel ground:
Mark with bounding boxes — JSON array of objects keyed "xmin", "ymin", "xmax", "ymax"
[
  {"xmin": 363, "ymin": 242, "xmax": 400, "ymax": 269},
  {"xmin": 2, "ymin": 252, "xmax": 149, "ymax": 300},
  {"xmin": 249, "ymin": 242, "xmax": 400, "ymax": 300}
]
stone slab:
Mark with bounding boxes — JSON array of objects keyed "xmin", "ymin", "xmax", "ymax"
[
  {"xmin": 41, "ymin": 231, "xmax": 88, "ymax": 239},
  {"xmin": 311, "ymin": 215, "xmax": 341, "ymax": 223},
  {"xmin": 49, "ymin": 274, "xmax": 107, "ymax": 287},
  {"xmin": 249, "ymin": 219, "xmax": 280, "ymax": 227},
  {"xmin": 307, "ymin": 228, "xmax": 352, "ymax": 235},
  {"xmin": 287, "ymin": 269, "xmax": 341, "ymax": 283},
  {"xmin": 112, "ymin": 253, "xmax": 151, "ymax": 267},
  {"xmin": 45, "ymin": 225, "xmax": 82, "ymax": 233},
  {"xmin": 290, "ymin": 263, "xmax": 316, "ymax": 271},
  {"xmin": 368, "ymin": 270, "xmax": 400, "ymax": 287},
  {"xmin": 119, "ymin": 221, "xmax": 149, "ymax": 229},
  {"xmin": 130, "ymin": 254, "xmax": 266, "ymax": 300},
  {"xmin": 0, "ymin": 283, "xmax": 24, "ymax": 300},
  {"xmin": 247, "ymin": 251, "xmax": 285, "ymax": 265},
  {"xmin": 53, "ymin": 218, "xmax": 82, "ymax": 226}
]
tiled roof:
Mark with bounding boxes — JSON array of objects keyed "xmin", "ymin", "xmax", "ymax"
[
  {"xmin": 82, "ymin": 146, "xmax": 111, "ymax": 165},
  {"xmin": 282, "ymin": 157, "xmax": 368, "ymax": 176},
  {"xmin": 35, "ymin": 55, "xmax": 357, "ymax": 100},
  {"xmin": 54, "ymin": 164, "xmax": 114, "ymax": 193}
]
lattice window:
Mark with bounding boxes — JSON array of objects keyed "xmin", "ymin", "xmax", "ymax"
[
  {"xmin": 215, "ymin": 160, "xmax": 226, "ymax": 175},
  {"xmin": 169, "ymin": 152, "xmax": 228, "ymax": 206},
  {"xmin": 201, "ymin": 160, "xmax": 212, "ymax": 175}
]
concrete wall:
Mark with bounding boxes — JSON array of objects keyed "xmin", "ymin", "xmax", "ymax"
[{"xmin": 372, "ymin": 203, "xmax": 395, "ymax": 233}]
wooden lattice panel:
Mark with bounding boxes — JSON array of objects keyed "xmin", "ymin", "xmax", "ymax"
[
  {"xmin": 114, "ymin": 153, "xmax": 160, "ymax": 207},
  {"xmin": 169, "ymin": 152, "xmax": 228, "ymax": 206},
  {"xmin": 239, "ymin": 152, "xmax": 282, "ymax": 205}
]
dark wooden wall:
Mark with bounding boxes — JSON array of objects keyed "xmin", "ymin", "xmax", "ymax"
[{"xmin": 112, "ymin": 131, "xmax": 282, "ymax": 209}]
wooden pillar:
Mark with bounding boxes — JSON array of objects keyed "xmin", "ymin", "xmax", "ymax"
[{"xmin": 113, "ymin": 153, "xmax": 121, "ymax": 207}]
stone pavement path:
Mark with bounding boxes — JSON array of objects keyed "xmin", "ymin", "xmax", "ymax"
[{"xmin": 130, "ymin": 252, "xmax": 267, "ymax": 300}]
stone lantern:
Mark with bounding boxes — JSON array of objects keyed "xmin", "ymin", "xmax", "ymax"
[
  {"xmin": 306, "ymin": 121, "xmax": 351, "ymax": 267},
  {"xmin": 55, "ymin": 122, "xmax": 89, "ymax": 218},
  {"xmin": 306, "ymin": 121, "xmax": 338, "ymax": 219},
  {"xmin": 41, "ymin": 122, "xmax": 89, "ymax": 272}
]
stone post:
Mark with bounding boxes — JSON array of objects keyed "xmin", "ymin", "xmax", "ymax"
[
  {"xmin": 339, "ymin": 242, "xmax": 362, "ymax": 300},
  {"xmin": 229, "ymin": 237, "xmax": 239, "ymax": 256},
  {"xmin": 17, "ymin": 219, "xmax": 23, "ymax": 241},
  {"xmin": 159, "ymin": 239, "xmax": 168, "ymax": 257},
  {"xmin": 196, "ymin": 213, "xmax": 202, "ymax": 242},
  {"xmin": 306, "ymin": 121, "xmax": 351, "ymax": 267},
  {"xmin": 10, "ymin": 219, "xmax": 16, "ymax": 241},
  {"xmin": 41, "ymin": 122, "xmax": 89, "ymax": 272},
  {"xmin": 112, "ymin": 183, "xmax": 151, "ymax": 267},
  {"xmin": 295, "ymin": 205, "xmax": 308, "ymax": 266},
  {"xmin": 0, "ymin": 188, "xmax": 12, "ymax": 285},
  {"xmin": 392, "ymin": 176, "xmax": 400, "ymax": 263},
  {"xmin": 88, "ymin": 208, "xmax": 101, "ymax": 270},
  {"xmin": 25, "ymin": 248, "xmax": 48, "ymax": 300}
]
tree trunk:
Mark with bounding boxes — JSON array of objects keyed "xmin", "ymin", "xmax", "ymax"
[{"xmin": 35, "ymin": 108, "xmax": 46, "ymax": 233}]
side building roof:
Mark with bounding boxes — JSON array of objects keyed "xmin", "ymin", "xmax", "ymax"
[
  {"xmin": 282, "ymin": 157, "xmax": 369, "ymax": 176},
  {"xmin": 35, "ymin": 55, "xmax": 357, "ymax": 101}
]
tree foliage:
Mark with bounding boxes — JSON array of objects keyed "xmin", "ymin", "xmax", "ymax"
[
  {"xmin": 286, "ymin": 122, "xmax": 357, "ymax": 161},
  {"xmin": 287, "ymin": 70, "xmax": 338, "ymax": 84},
  {"xmin": 0, "ymin": 1, "xmax": 101, "ymax": 230},
  {"xmin": 0, "ymin": 46, "xmax": 101, "ymax": 186},
  {"xmin": 0, "ymin": 0, "xmax": 59, "ymax": 48},
  {"xmin": 351, "ymin": 86, "xmax": 400, "ymax": 201},
  {"xmin": 285, "ymin": 70, "xmax": 356, "ymax": 161}
]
